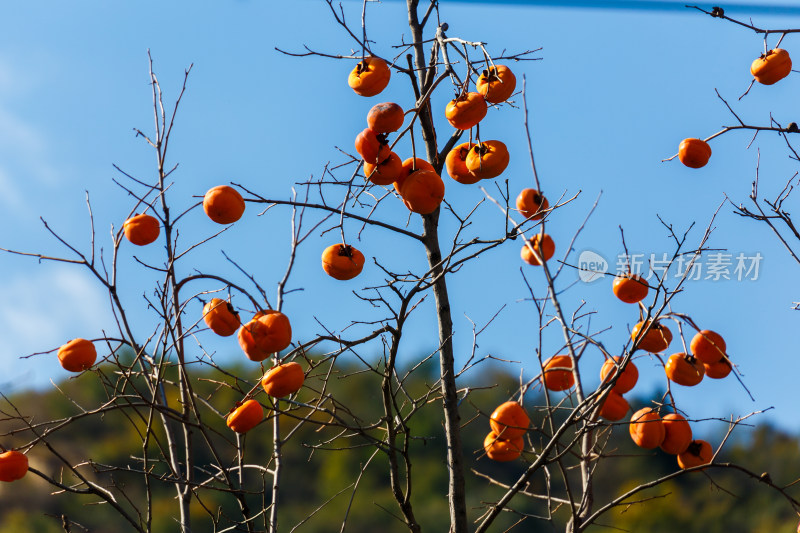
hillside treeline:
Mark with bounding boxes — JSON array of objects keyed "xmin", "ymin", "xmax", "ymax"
[{"xmin": 1, "ymin": 360, "xmax": 797, "ymax": 532}]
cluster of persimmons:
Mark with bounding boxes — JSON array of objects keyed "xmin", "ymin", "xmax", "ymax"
[
  {"xmin": 615, "ymin": 273, "xmax": 729, "ymax": 469},
  {"xmin": 481, "ymin": 273, "xmax": 733, "ymax": 469},
  {"xmin": 348, "ymin": 56, "xmax": 555, "ymax": 270}
]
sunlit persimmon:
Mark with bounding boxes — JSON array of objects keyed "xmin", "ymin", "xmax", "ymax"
[
  {"xmin": 445, "ymin": 92, "xmax": 487, "ymax": 130},
  {"xmin": 465, "ymin": 140, "xmax": 509, "ymax": 180},
  {"xmin": 600, "ymin": 356, "xmax": 638, "ymax": 394},
  {"xmin": 483, "ymin": 431, "xmax": 524, "ymax": 462},
  {"xmin": 677, "ymin": 439, "xmax": 713, "ymax": 470},
  {"xmin": 629, "ymin": 407, "xmax": 665, "ymax": 449},
  {"xmin": 399, "ymin": 169, "xmax": 444, "ymax": 214},
  {"xmin": 203, "ymin": 185, "xmax": 245, "ymax": 224},
  {"xmin": 364, "ymin": 151, "xmax": 403, "ymax": 186},
  {"xmin": 516, "ymin": 189, "xmax": 549, "ymax": 221},
  {"xmin": 0, "ymin": 450, "xmax": 28, "ymax": 482},
  {"xmin": 445, "ymin": 142, "xmax": 480, "ymax": 184},
  {"xmin": 203, "ymin": 298, "xmax": 241, "ymax": 337},
  {"xmin": 123, "ymin": 214, "xmax": 160, "ymax": 246},
  {"xmin": 599, "ymin": 391, "xmax": 630, "ymax": 422},
  {"xmin": 665, "ymin": 353, "xmax": 705, "ymax": 387},
  {"xmin": 261, "ymin": 361, "xmax": 305, "ymax": 398},
  {"xmin": 476, "ymin": 65, "xmax": 516, "ymax": 103},
  {"xmin": 226, "ymin": 399, "xmax": 264, "ymax": 433},
  {"xmin": 489, "ymin": 401, "xmax": 530, "ymax": 439},
  {"xmin": 355, "ymin": 128, "xmax": 391, "ymax": 164},
  {"xmin": 690, "ymin": 329, "xmax": 727, "ymax": 364},
  {"xmin": 751, "ymin": 48, "xmax": 792, "ymax": 85},
  {"xmin": 348, "ymin": 57, "xmax": 391, "ymax": 96},
  {"xmin": 612, "ymin": 274, "xmax": 649, "ymax": 304},
  {"xmin": 57, "ymin": 338, "xmax": 97, "ymax": 373},
  {"xmin": 393, "ymin": 157, "xmax": 435, "ymax": 194},
  {"xmin": 660, "ymin": 412, "xmax": 692, "ymax": 455},
  {"xmin": 367, "ymin": 102, "xmax": 404, "ymax": 133},
  {"xmin": 630, "ymin": 321, "xmax": 672, "ymax": 353},
  {"xmin": 542, "ymin": 355, "xmax": 574, "ymax": 391},
  {"xmin": 704, "ymin": 357, "xmax": 733, "ymax": 379},
  {"xmin": 238, "ymin": 310, "xmax": 292, "ymax": 361},
  {"xmin": 321, "ymin": 243, "xmax": 365, "ymax": 280},
  {"xmin": 520, "ymin": 233, "xmax": 555, "ymax": 266},
  {"xmin": 678, "ymin": 138, "xmax": 712, "ymax": 169}
]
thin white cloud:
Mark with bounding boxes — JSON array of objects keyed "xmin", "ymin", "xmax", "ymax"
[
  {"xmin": 0, "ymin": 57, "xmax": 25, "ymax": 97},
  {"xmin": 0, "ymin": 58, "xmax": 60, "ymax": 215},
  {"xmin": 0, "ymin": 166, "xmax": 23, "ymax": 210},
  {"xmin": 0, "ymin": 266, "xmax": 113, "ymax": 389}
]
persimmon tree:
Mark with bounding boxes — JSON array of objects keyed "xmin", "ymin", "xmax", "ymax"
[{"xmin": 1, "ymin": 2, "xmax": 799, "ymax": 533}]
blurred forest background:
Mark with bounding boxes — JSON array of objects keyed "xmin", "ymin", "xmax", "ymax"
[{"xmin": 2, "ymin": 357, "xmax": 797, "ymax": 533}]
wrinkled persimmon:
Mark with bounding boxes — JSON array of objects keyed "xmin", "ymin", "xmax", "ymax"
[
  {"xmin": 348, "ymin": 57, "xmax": 391, "ymax": 96},
  {"xmin": 321, "ymin": 244, "xmax": 365, "ymax": 280}
]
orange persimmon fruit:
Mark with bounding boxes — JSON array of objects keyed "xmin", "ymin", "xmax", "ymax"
[
  {"xmin": 489, "ymin": 401, "xmax": 530, "ymax": 439},
  {"xmin": 203, "ymin": 298, "xmax": 241, "ymax": 337},
  {"xmin": 660, "ymin": 412, "xmax": 693, "ymax": 455},
  {"xmin": 367, "ymin": 102, "xmax": 404, "ymax": 133},
  {"xmin": 445, "ymin": 142, "xmax": 480, "ymax": 185},
  {"xmin": 631, "ymin": 321, "xmax": 672, "ymax": 353},
  {"xmin": 612, "ymin": 274, "xmax": 649, "ymax": 304},
  {"xmin": 665, "ymin": 353, "xmax": 705, "ymax": 387},
  {"xmin": 690, "ymin": 329, "xmax": 727, "ymax": 365},
  {"xmin": 445, "ymin": 92, "xmax": 487, "ymax": 130},
  {"xmin": 599, "ymin": 391, "xmax": 630, "ymax": 422},
  {"xmin": 465, "ymin": 140, "xmax": 509, "ymax": 180},
  {"xmin": 348, "ymin": 57, "xmax": 391, "ymax": 97},
  {"xmin": 476, "ymin": 65, "xmax": 516, "ymax": 103},
  {"xmin": 203, "ymin": 185, "xmax": 246, "ymax": 224},
  {"xmin": 57, "ymin": 338, "xmax": 97, "ymax": 372},
  {"xmin": 123, "ymin": 214, "xmax": 160, "ymax": 246},
  {"xmin": 542, "ymin": 355, "xmax": 574, "ymax": 391},
  {"xmin": 483, "ymin": 431, "xmax": 524, "ymax": 462},
  {"xmin": 629, "ymin": 407, "xmax": 665, "ymax": 449},
  {"xmin": 321, "ymin": 244, "xmax": 365, "ymax": 280},
  {"xmin": 238, "ymin": 310, "xmax": 292, "ymax": 361},
  {"xmin": 751, "ymin": 48, "xmax": 792, "ymax": 85},
  {"xmin": 0, "ymin": 450, "xmax": 28, "ymax": 482},
  {"xmin": 261, "ymin": 361, "xmax": 305, "ymax": 398},
  {"xmin": 516, "ymin": 189, "xmax": 549, "ymax": 221},
  {"xmin": 520, "ymin": 233, "xmax": 555, "ymax": 266},
  {"xmin": 364, "ymin": 152, "xmax": 403, "ymax": 186},
  {"xmin": 226, "ymin": 399, "xmax": 264, "ymax": 433},
  {"xmin": 678, "ymin": 138, "xmax": 712, "ymax": 169},
  {"xmin": 600, "ymin": 356, "xmax": 639, "ymax": 394},
  {"xmin": 677, "ymin": 439, "xmax": 713, "ymax": 470}
]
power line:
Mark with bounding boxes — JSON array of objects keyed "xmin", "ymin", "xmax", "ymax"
[{"xmin": 434, "ymin": 1, "xmax": 800, "ymax": 15}]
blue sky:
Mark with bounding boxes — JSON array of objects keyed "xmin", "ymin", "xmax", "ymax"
[{"xmin": 1, "ymin": 1, "xmax": 798, "ymax": 434}]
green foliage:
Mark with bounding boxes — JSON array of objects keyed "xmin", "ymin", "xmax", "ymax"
[{"xmin": 2, "ymin": 365, "xmax": 799, "ymax": 532}]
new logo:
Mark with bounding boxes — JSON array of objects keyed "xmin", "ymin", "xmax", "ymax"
[{"xmin": 578, "ymin": 250, "xmax": 608, "ymax": 283}]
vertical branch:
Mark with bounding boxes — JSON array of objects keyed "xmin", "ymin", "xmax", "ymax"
[
  {"xmin": 146, "ymin": 56, "xmax": 195, "ymax": 533},
  {"xmin": 270, "ymin": 401, "xmax": 282, "ymax": 533},
  {"xmin": 383, "ymin": 313, "xmax": 421, "ymax": 532},
  {"xmin": 407, "ymin": 1, "xmax": 467, "ymax": 532},
  {"xmin": 521, "ymin": 79, "xmax": 594, "ymax": 531},
  {"xmin": 270, "ymin": 187, "xmax": 307, "ymax": 532}
]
